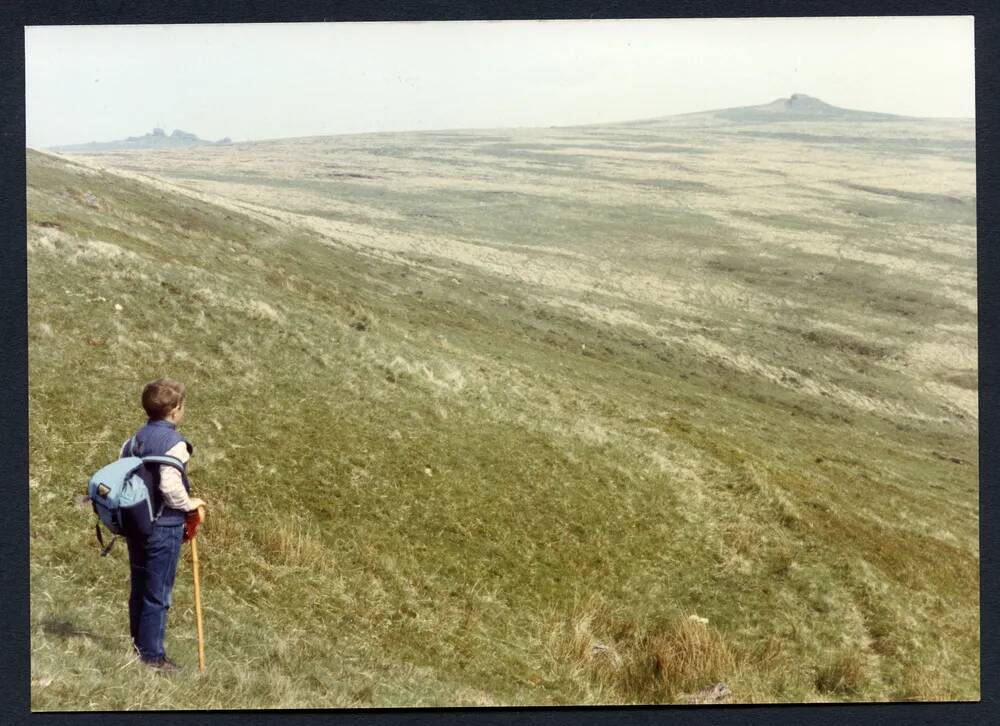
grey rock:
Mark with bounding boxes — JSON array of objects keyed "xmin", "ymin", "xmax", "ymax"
[{"xmin": 680, "ymin": 682, "xmax": 732, "ymax": 704}]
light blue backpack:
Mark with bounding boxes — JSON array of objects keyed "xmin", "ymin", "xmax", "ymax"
[{"xmin": 88, "ymin": 444, "xmax": 187, "ymax": 555}]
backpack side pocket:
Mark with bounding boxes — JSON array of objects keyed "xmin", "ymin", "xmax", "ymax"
[{"xmin": 117, "ymin": 473, "xmax": 155, "ymax": 539}]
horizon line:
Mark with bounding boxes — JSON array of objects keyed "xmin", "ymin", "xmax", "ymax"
[{"xmin": 38, "ymin": 94, "xmax": 976, "ymax": 150}]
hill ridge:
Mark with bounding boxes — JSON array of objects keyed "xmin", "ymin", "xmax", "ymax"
[{"xmin": 605, "ymin": 94, "xmax": 913, "ymax": 128}]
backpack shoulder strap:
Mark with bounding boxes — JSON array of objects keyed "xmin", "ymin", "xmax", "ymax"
[
  {"xmin": 138, "ymin": 454, "xmax": 188, "ymax": 521},
  {"xmin": 119, "ymin": 435, "xmax": 137, "ymax": 459},
  {"xmin": 140, "ymin": 454, "xmax": 186, "ymax": 473}
]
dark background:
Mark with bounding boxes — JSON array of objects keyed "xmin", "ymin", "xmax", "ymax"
[{"xmin": 2, "ymin": 2, "xmax": 994, "ymax": 725}]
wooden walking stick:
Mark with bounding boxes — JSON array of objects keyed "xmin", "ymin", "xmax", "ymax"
[{"xmin": 185, "ymin": 506, "xmax": 206, "ymax": 673}]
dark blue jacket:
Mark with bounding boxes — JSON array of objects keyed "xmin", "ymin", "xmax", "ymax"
[{"xmin": 121, "ymin": 419, "xmax": 193, "ymax": 527}]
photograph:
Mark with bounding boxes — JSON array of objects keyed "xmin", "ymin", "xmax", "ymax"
[{"xmin": 25, "ymin": 16, "xmax": 978, "ymax": 709}]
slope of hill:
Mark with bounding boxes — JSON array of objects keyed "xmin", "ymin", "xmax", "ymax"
[{"xmin": 27, "ymin": 101, "xmax": 978, "ymax": 708}]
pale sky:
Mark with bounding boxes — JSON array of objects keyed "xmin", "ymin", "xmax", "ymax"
[{"xmin": 25, "ymin": 17, "xmax": 976, "ymax": 148}]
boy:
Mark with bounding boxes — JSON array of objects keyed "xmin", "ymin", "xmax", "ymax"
[{"xmin": 121, "ymin": 378, "xmax": 206, "ymax": 671}]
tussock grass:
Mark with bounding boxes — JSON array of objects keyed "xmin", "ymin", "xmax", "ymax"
[
  {"xmin": 548, "ymin": 597, "xmax": 796, "ymax": 704},
  {"xmin": 815, "ymin": 651, "xmax": 868, "ymax": 696}
]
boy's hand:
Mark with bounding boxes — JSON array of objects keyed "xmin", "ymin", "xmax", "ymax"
[
  {"xmin": 184, "ymin": 501, "xmax": 207, "ymax": 542},
  {"xmin": 188, "ymin": 498, "xmax": 206, "ymax": 512}
]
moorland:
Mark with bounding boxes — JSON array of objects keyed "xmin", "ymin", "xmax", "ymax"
[{"xmin": 28, "ymin": 95, "xmax": 978, "ymax": 707}]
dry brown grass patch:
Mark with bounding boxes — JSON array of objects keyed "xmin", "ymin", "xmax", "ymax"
[
  {"xmin": 647, "ymin": 617, "xmax": 738, "ymax": 694},
  {"xmin": 551, "ymin": 598, "xmax": 758, "ymax": 704},
  {"xmin": 249, "ymin": 515, "xmax": 327, "ymax": 569},
  {"xmin": 897, "ymin": 661, "xmax": 958, "ymax": 702},
  {"xmin": 814, "ymin": 650, "xmax": 867, "ymax": 696}
]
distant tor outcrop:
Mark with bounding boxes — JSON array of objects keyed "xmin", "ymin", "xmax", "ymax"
[
  {"xmin": 52, "ymin": 127, "xmax": 233, "ymax": 153},
  {"xmin": 713, "ymin": 93, "xmax": 903, "ymax": 122},
  {"xmin": 614, "ymin": 94, "xmax": 909, "ymax": 128},
  {"xmin": 169, "ymin": 129, "xmax": 199, "ymax": 142}
]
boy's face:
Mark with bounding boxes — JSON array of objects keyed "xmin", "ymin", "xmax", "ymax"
[{"xmin": 169, "ymin": 400, "xmax": 186, "ymax": 425}]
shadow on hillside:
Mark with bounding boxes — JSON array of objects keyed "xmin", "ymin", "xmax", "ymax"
[{"xmin": 38, "ymin": 616, "xmax": 119, "ymax": 646}]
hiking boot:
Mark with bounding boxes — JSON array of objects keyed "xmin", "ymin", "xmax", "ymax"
[{"xmin": 143, "ymin": 656, "xmax": 182, "ymax": 673}]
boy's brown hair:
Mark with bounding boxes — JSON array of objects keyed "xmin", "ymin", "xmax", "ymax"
[{"xmin": 142, "ymin": 378, "xmax": 186, "ymax": 420}]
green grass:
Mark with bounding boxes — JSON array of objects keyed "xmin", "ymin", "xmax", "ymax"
[{"xmin": 27, "ymin": 118, "xmax": 979, "ymax": 710}]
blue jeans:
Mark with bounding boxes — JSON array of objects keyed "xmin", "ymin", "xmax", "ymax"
[{"xmin": 126, "ymin": 524, "xmax": 184, "ymax": 661}]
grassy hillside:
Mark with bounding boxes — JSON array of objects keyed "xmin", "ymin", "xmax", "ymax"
[{"xmin": 28, "ymin": 110, "xmax": 978, "ymax": 708}]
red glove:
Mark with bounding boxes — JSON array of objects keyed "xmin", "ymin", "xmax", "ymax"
[{"xmin": 184, "ymin": 506, "xmax": 206, "ymax": 542}]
